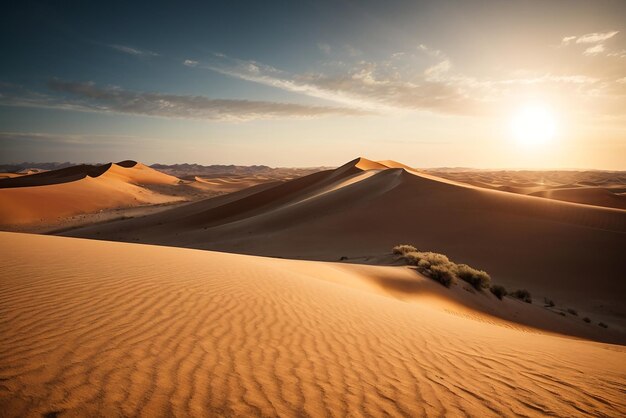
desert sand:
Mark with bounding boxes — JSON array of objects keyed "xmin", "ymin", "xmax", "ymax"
[
  {"xmin": 64, "ymin": 158, "xmax": 626, "ymax": 333},
  {"xmin": 427, "ymin": 168, "xmax": 626, "ymax": 210},
  {"xmin": 0, "ymin": 232, "xmax": 624, "ymax": 417}
]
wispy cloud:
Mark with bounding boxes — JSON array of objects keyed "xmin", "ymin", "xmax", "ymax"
[
  {"xmin": 561, "ymin": 31, "xmax": 619, "ymax": 45},
  {"xmin": 0, "ymin": 80, "xmax": 369, "ymax": 121},
  {"xmin": 584, "ymin": 44, "xmax": 605, "ymax": 56},
  {"xmin": 575, "ymin": 31, "xmax": 619, "ymax": 44},
  {"xmin": 560, "ymin": 30, "xmax": 620, "ymax": 58},
  {"xmin": 108, "ymin": 44, "xmax": 159, "ymax": 58},
  {"xmin": 182, "ymin": 51, "xmax": 611, "ymax": 117}
]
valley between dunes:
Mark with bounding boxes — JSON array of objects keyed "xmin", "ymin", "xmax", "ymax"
[{"xmin": 1, "ymin": 232, "xmax": 625, "ymax": 417}]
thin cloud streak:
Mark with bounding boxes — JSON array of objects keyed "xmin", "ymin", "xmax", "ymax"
[
  {"xmin": 0, "ymin": 81, "xmax": 370, "ymax": 121},
  {"xmin": 108, "ymin": 44, "xmax": 159, "ymax": 57}
]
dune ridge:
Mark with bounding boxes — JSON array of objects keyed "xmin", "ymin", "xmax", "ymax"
[{"xmin": 0, "ymin": 232, "xmax": 624, "ymax": 417}]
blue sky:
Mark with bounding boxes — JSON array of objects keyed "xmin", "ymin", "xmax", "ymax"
[{"xmin": 1, "ymin": 0, "xmax": 625, "ymax": 168}]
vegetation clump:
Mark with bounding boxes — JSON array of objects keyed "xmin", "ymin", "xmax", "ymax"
[
  {"xmin": 599, "ymin": 322, "xmax": 608, "ymax": 328},
  {"xmin": 490, "ymin": 285, "xmax": 507, "ymax": 300},
  {"xmin": 392, "ymin": 244, "xmax": 417, "ymax": 255},
  {"xmin": 454, "ymin": 264, "xmax": 491, "ymax": 290},
  {"xmin": 583, "ymin": 317, "xmax": 591, "ymax": 323},
  {"xmin": 393, "ymin": 246, "xmax": 491, "ymax": 290},
  {"xmin": 428, "ymin": 265, "xmax": 456, "ymax": 288},
  {"xmin": 544, "ymin": 298, "xmax": 555, "ymax": 307},
  {"xmin": 567, "ymin": 308, "xmax": 578, "ymax": 316},
  {"xmin": 510, "ymin": 289, "xmax": 532, "ymax": 303}
]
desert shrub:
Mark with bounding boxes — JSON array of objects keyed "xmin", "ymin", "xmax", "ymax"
[
  {"xmin": 567, "ymin": 308, "xmax": 578, "ymax": 316},
  {"xmin": 417, "ymin": 259, "xmax": 431, "ymax": 269},
  {"xmin": 583, "ymin": 317, "xmax": 591, "ymax": 323},
  {"xmin": 455, "ymin": 264, "xmax": 491, "ymax": 290},
  {"xmin": 544, "ymin": 298, "xmax": 555, "ymax": 307},
  {"xmin": 599, "ymin": 322, "xmax": 608, "ymax": 328},
  {"xmin": 402, "ymin": 251, "xmax": 451, "ymax": 270},
  {"xmin": 490, "ymin": 285, "xmax": 507, "ymax": 300},
  {"xmin": 394, "ymin": 245, "xmax": 501, "ymax": 293},
  {"xmin": 392, "ymin": 244, "xmax": 417, "ymax": 255},
  {"xmin": 421, "ymin": 252, "xmax": 450, "ymax": 266},
  {"xmin": 511, "ymin": 289, "xmax": 532, "ymax": 303},
  {"xmin": 428, "ymin": 265, "xmax": 456, "ymax": 288}
]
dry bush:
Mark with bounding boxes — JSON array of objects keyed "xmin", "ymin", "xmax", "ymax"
[
  {"xmin": 511, "ymin": 289, "xmax": 532, "ymax": 303},
  {"xmin": 392, "ymin": 244, "xmax": 417, "ymax": 255},
  {"xmin": 567, "ymin": 308, "xmax": 578, "ymax": 316},
  {"xmin": 428, "ymin": 265, "xmax": 455, "ymax": 288},
  {"xmin": 455, "ymin": 264, "xmax": 491, "ymax": 290},
  {"xmin": 490, "ymin": 285, "xmax": 507, "ymax": 300}
]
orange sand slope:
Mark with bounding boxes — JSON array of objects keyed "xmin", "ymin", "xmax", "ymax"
[
  {"xmin": 65, "ymin": 157, "xmax": 626, "ymax": 330},
  {"xmin": 0, "ymin": 232, "xmax": 624, "ymax": 417},
  {"xmin": 0, "ymin": 161, "xmax": 183, "ymax": 226}
]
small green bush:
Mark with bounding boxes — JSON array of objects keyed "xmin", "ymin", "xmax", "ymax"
[
  {"xmin": 455, "ymin": 264, "xmax": 491, "ymax": 290},
  {"xmin": 490, "ymin": 285, "xmax": 507, "ymax": 300},
  {"xmin": 392, "ymin": 244, "xmax": 417, "ymax": 255},
  {"xmin": 429, "ymin": 265, "xmax": 456, "ymax": 288},
  {"xmin": 567, "ymin": 308, "xmax": 578, "ymax": 316},
  {"xmin": 583, "ymin": 317, "xmax": 591, "ymax": 323},
  {"xmin": 511, "ymin": 289, "xmax": 532, "ymax": 303}
]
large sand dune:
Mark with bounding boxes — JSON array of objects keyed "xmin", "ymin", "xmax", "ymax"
[
  {"xmin": 64, "ymin": 158, "xmax": 626, "ymax": 331},
  {"xmin": 0, "ymin": 232, "xmax": 624, "ymax": 417},
  {"xmin": 0, "ymin": 161, "xmax": 184, "ymax": 228}
]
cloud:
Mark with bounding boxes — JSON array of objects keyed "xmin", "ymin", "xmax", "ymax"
[
  {"xmin": 418, "ymin": 44, "xmax": 444, "ymax": 58},
  {"xmin": 0, "ymin": 81, "xmax": 370, "ymax": 121},
  {"xmin": 424, "ymin": 60, "xmax": 451, "ymax": 79},
  {"xmin": 575, "ymin": 31, "xmax": 619, "ymax": 44},
  {"xmin": 183, "ymin": 59, "xmax": 199, "ymax": 67},
  {"xmin": 561, "ymin": 36, "xmax": 577, "ymax": 45},
  {"xmin": 108, "ymin": 44, "xmax": 159, "ymax": 57},
  {"xmin": 184, "ymin": 51, "xmax": 623, "ymax": 117},
  {"xmin": 184, "ymin": 53, "xmax": 482, "ymax": 115},
  {"xmin": 583, "ymin": 44, "xmax": 606, "ymax": 55},
  {"xmin": 560, "ymin": 31, "xmax": 620, "ymax": 57}
]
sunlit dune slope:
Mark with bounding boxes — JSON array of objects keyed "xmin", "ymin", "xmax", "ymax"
[
  {"xmin": 65, "ymin": 157, "xmax": 626, "ymax": 328},
  {"xmin": 0, "ymin": 232, "xmax": 624, "ymax": 417},
  {"xmin": 0, "ymin": 161, "xmax": 183, "ymax": 226}
]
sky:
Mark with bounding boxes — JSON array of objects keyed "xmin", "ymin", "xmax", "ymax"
[{"xmin": 1, "ymin": 0, "xmax": 625, "ymax": 169}]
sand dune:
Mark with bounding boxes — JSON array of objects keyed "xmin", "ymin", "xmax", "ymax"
[
  {"xmin": 63, "ymin": 158, "xmax": 626, "ymax": 335},
  {"xmin": 0, "ymin": 232, "xmax": 624, "ymax": 417},
  {"xmin": 428, "ymin": 168, "xmax": 626, "ymax": 210},
  {"xmin": 0, "ymin": 161, "xmax": 184, "ymax": 227}
]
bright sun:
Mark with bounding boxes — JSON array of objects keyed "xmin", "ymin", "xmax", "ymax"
[{"xmin": 510, "ymin": 103, "xmax": 556, "ymax": 146}]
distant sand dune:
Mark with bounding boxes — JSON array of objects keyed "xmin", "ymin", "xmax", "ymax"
[
  {"xmin": 0, "ymin": 161, "xmax": 183, "ymax": 226},
  {"xmin": 0, "ymin": 232, "xmax": 624, "ymax": 417}
]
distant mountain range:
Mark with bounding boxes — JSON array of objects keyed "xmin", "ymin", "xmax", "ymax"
[{"xmin": 0, "ymin": 162, "xmax": 330, "ymax": 178}]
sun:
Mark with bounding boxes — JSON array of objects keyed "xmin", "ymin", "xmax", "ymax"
[{"xmin": 510, "ymin": 103, "xmax": 556, "ymax": 146}]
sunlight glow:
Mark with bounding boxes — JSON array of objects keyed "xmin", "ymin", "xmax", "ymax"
[{"xmin": 510, "ymin": 104, "xmax": 556, "ymax": 147}]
